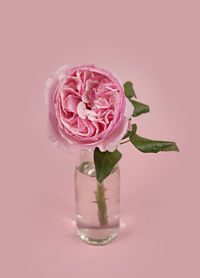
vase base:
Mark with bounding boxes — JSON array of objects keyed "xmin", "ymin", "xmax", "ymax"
[{"xmin": 77, "ymin": 226, "xmax": 119, "ymax": 246}]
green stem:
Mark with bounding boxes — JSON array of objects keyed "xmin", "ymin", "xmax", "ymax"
[
  {"xmin": 120, "ymin": 139, "xmax": 130, "ymax": 145},
  {"xmin": 94, "ymin": 182, "xmax": 108, "ymax": 227}
]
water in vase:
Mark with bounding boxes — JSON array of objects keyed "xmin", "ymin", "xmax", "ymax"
[{"xmin": 75, "ymin": 156, "xmax": 120, "ymax": 245}]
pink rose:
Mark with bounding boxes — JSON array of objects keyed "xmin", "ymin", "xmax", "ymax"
[{"xmin": 45, "ymin": 64, "xmax": 133, "ymax": 152}]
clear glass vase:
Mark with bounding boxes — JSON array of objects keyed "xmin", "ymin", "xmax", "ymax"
[{"xmin": 74, "ymin": 149, "xmax": 120, "ymax": 245}]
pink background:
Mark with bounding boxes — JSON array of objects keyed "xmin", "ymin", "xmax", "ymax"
[{"xmin": 0, "ymin": 0, "xmax": 199, "ymax": 277}]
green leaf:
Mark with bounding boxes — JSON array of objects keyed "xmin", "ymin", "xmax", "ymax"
[
  {"xmin": 130, "ymin": 133, "xmax": 179, "ymax": 153},
  {"xmin": 94, "ymin": 148, "xmax": 122, "ymax": 183},
  {"xmin": 123, "ymin": 81, "xmax": 137, "ymax": 98},
  {"xmin": 122, "ymin": 124, "xmax": 137, "ymax": 139},
  {"xmin": 129, "ymin": 99, "xmax": 150, "ymax": 117}
]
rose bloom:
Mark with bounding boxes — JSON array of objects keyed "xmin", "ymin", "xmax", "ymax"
[{"xmin": 45, "ymin": 65, "xmax": 133, "ymax": 152}]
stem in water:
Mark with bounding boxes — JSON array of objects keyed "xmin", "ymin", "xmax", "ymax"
[{"xmin": 94, "ymin": 182, "xmax": 108, "ymax": 226}]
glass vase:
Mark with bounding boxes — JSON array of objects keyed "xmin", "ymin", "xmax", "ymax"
[{"xmin": 74, "ymin": 149, "xmax": 120, "ymax": 245}]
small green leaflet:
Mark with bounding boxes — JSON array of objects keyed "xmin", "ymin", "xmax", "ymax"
[
  {"xmin": 123, "ymin": 81, "xmax": 137, "ymax": 99},
  {"xmin": 94, "ymin": 148, "xmax": 122, "ymax": 183},
  {"xmin": 123, "ymin": 81, "xmax": 150, "ymax": 117},
  {"xmin": 130, "ymin": 99, "xmax": 150, "ymax": 117},
  {"xmin": 130, "ymin": 134, "xmax": 179, "ymax": 153},
  {"xmin": 122, "ymin": 124, "xmax": 137, "ymax": 140}
]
